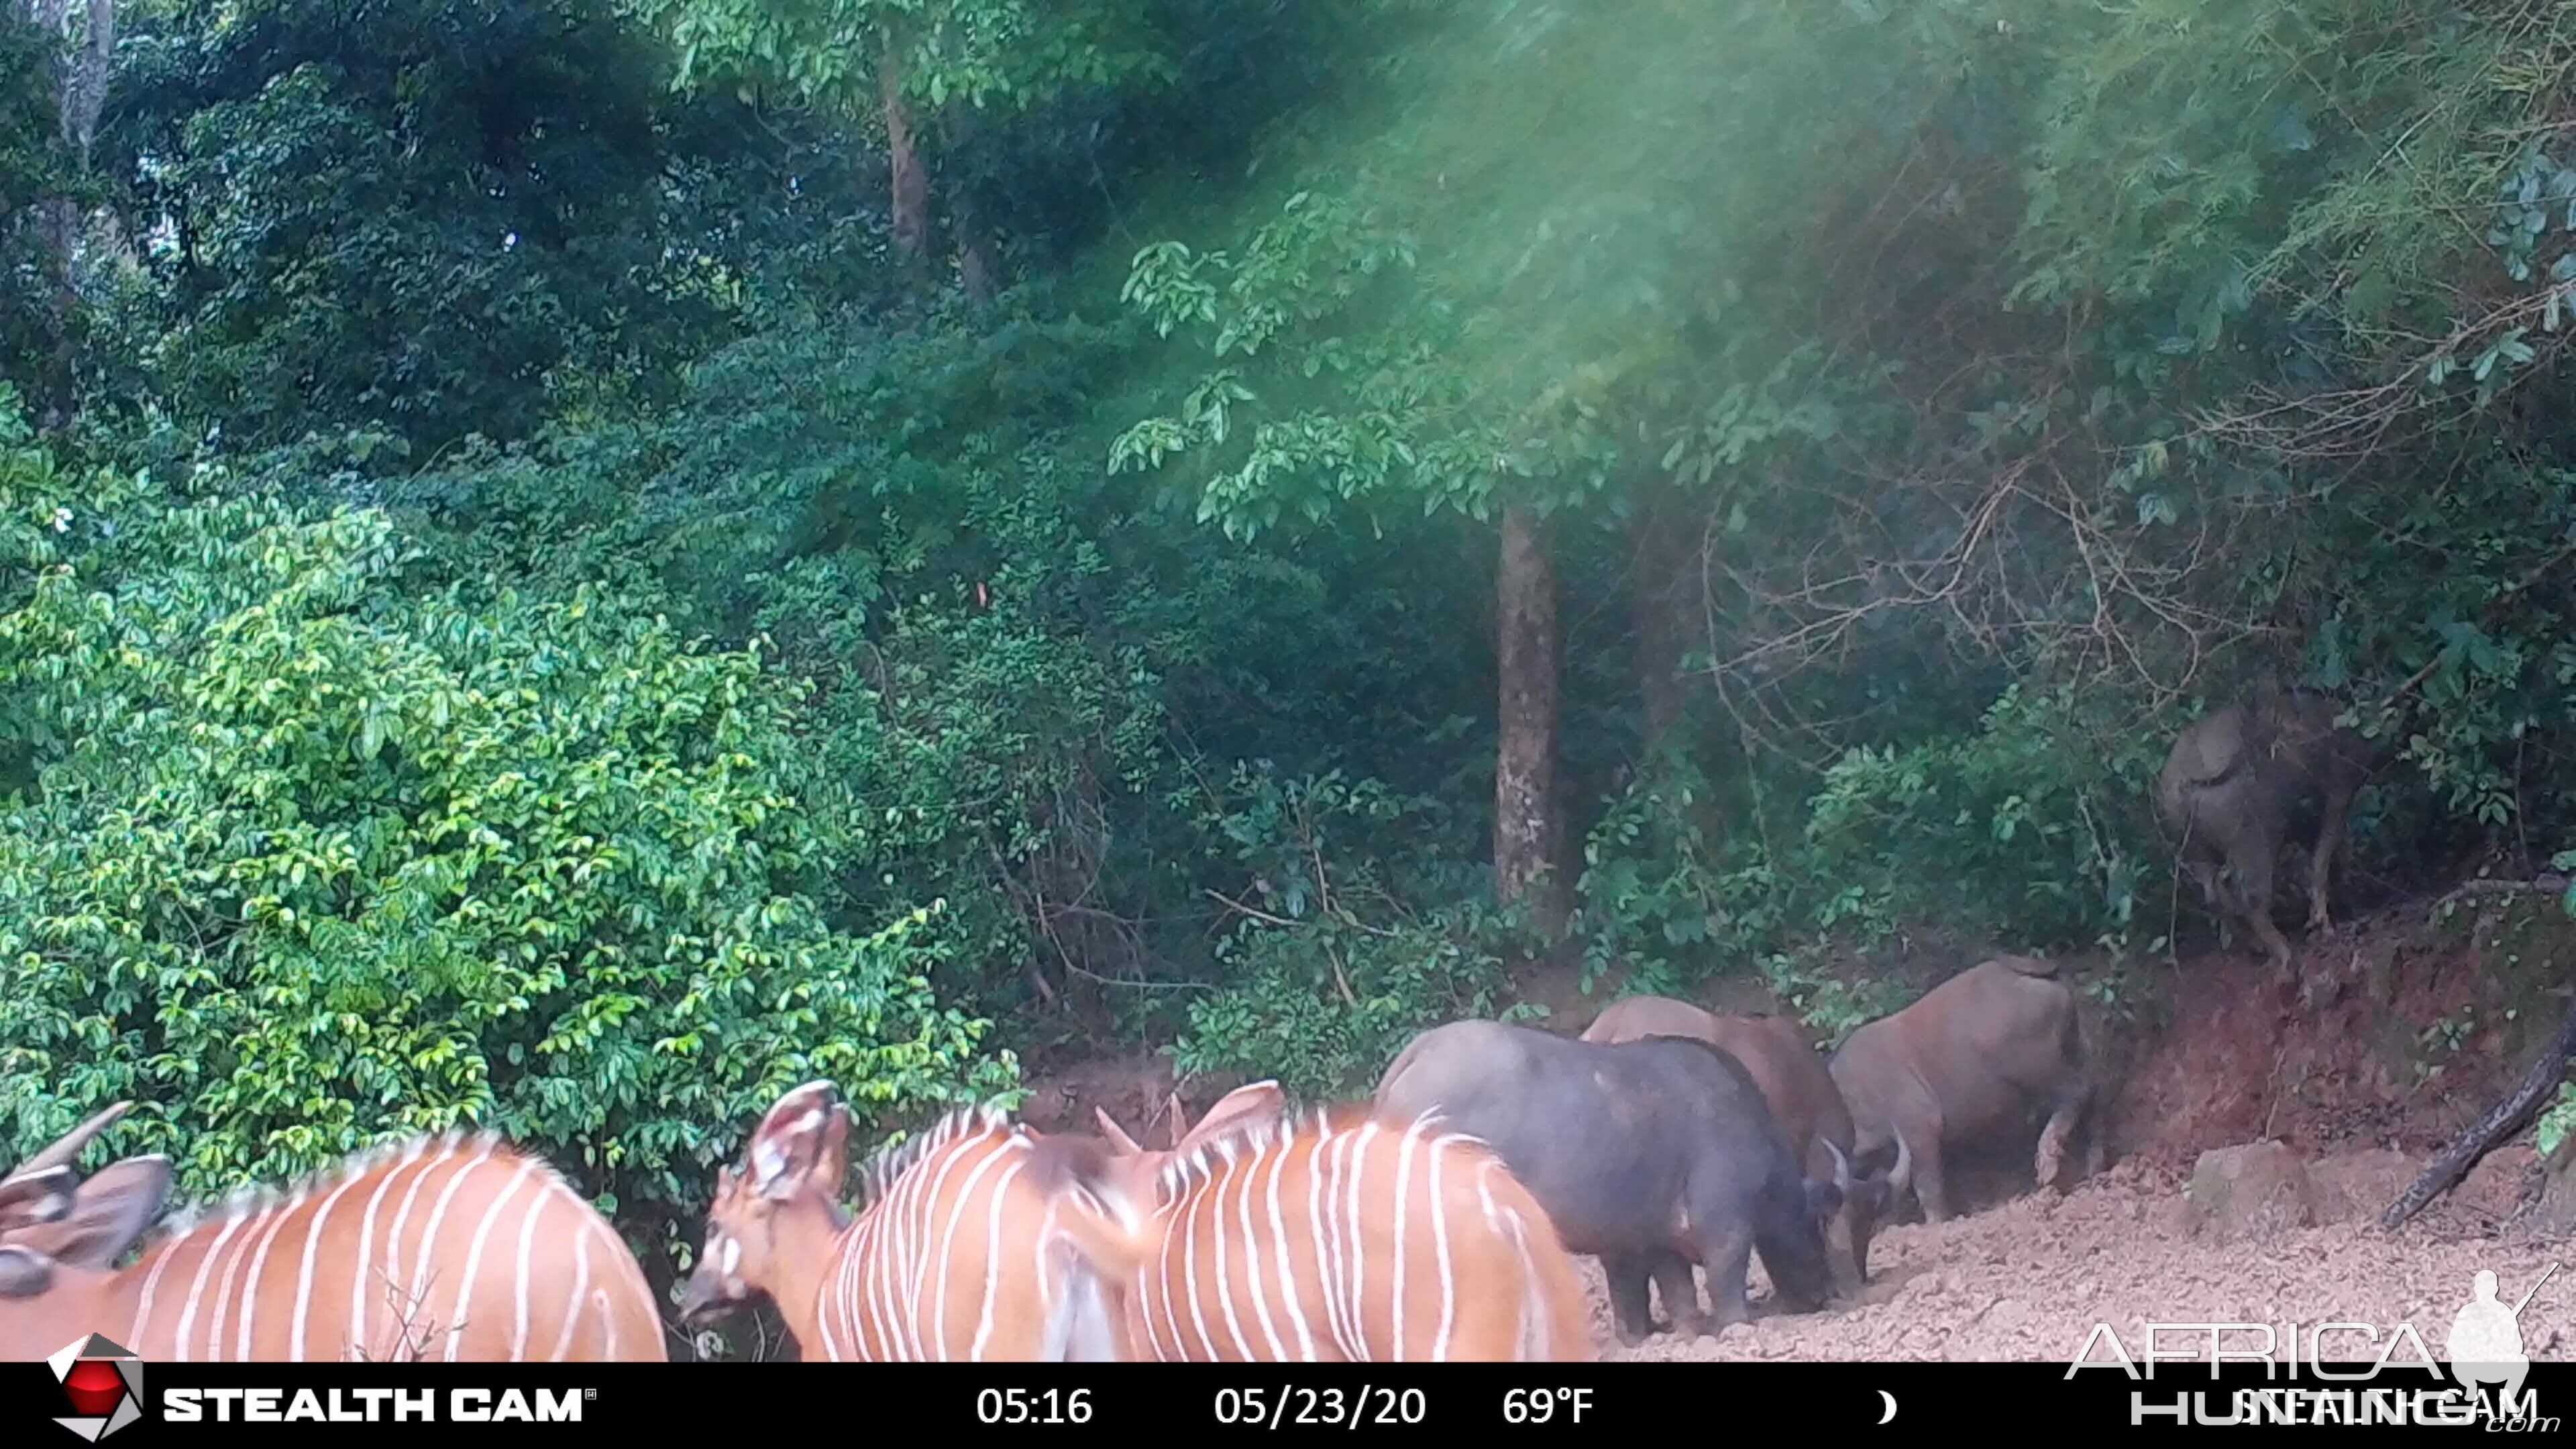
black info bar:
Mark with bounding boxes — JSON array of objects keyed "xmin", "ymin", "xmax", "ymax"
[{"xmin": 7, "ymin": 1361, "xmax": 2570, "ymax": 1440}]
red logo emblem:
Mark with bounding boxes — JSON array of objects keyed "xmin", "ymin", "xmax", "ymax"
[{"xmin": 47, "ymin": 1335, "xmax": 143, "ymax": 1441}]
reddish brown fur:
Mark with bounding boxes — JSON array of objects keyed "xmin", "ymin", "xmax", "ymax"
[
  {"xmin": 1827, "ymin": 957, "xmax": 2099, "ymax": 1224},
  {"xmin": 680, "ymin": 1087, "xmax": 1085, "ymax": 1362},
  {"xmin": 1, "ymin": 1129, "xmax": 664, "ymax": 1363},
  {"xmin": 1040, "ymin": 1087, "xmax": 1595, "ymax": 1362}
]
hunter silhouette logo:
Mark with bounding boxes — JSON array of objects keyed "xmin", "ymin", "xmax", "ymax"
[
  {"xmin": 46, "ymin": 1335, "xmax": 143, "ymax": 1442},
  {"xmin": 2447, "ymin": 1263, "xmax": 2558, "ymax": 1423}
]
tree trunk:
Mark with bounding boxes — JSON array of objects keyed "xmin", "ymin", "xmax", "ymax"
[
  {"xmin": 30, "ymin": 0, "xmax": 112, "ymax": 428},
  {"xmin": 956, "ymin": 189, "xmax": 998, "ymax": 306},
  {"xmin": 1630, "ymin": 483, "xmax": 1689, "ymax": 755},
  {"xmin": 38, "ymin": 197, "xmax": 74, "ymax": 431},
  {"xmin": 1495, "ymin": 504, "xmax": 1568, "ymax": 938},
  {"xmin": 61, "ymin": 0, "xmax": 110, "ymax": 154},
  {"xmin": 939, "ymin": 112, "xmax": 999, "ymax": 305},
  {"xmin": 32, "ymin": 0, "xmax": 111, "ymax": 432},
  {"xmin": 877, "ymin": 37, "xmax": 928, "ymax": 283}
]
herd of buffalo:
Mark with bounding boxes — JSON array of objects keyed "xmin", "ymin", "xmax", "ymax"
[
  {"xmin": 1352, "ymin": 683, "xmax": 2383, "ymax": 1342},
  {"xmin": 1375, "ymin": 957, "xmax": 2094, "ymax": 1343}
]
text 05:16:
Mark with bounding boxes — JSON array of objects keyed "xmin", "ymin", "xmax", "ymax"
[{"xmin": 975, "ymin": 1388, "xmax": 1093, "ymax": 1426}]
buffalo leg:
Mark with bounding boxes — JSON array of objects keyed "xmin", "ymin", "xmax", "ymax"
[
  {"xmin": 2225, "ymin": 830, "xmax": 2295, "ymax": 977},
  {"xmin": 1826, "ymin": 1210, "xmax": 1866, "ymax": 1297},
  {"xmin": 1648, "ymin": 1254, "xmax": 1707, "ymax": 1336},
  {"xmin": 1699, "ymin": 1224, "xmax": 1754, "ymax": 1329},
  {"xmin": 1843, "ymin": 1183, "xmax": 1882, "ymax": 1289},
  {"xmin": 1600, "ymin": 1252, "xmax": 1661, "ymax": 1346},
  {"xmin": 2035, "ymin": 1081, "xmax": 2090, "ymax": 1192},
  {"xmin": 2184, "ymin": 851, "xmax": 2229, "ymax": 917},
  {"xmin": 1902, "ymin": 1123, "xmax": 1954, "ymax": 1222},
  {"xmin": 1884, "ymin": 1102, "xmax": 1953, "ymax": 1222}
]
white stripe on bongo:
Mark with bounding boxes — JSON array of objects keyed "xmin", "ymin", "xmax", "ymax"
[
  {"xmin": 225, "ymin": 1194, "xmax": 305, "ymax": 1360},
  {"xmin": 1260, "ymin": 1131, "xmax": 1317, "ymax": 1360},
  {"xmin": 124, "ymin": 1235, "xmax": 184, "ymax": 1354},
  {"xmin": 1424, "ymin": 1132, "xmax": 1458, "ymax": 1361},
  {"xmin": 875, "ymin": 1148, "xmax": 922, "ymax": 1360},
  {"xmin": 408, "ymin": 1139, "xmax": 502, "ymax": 1350},
  {"xmin": 348, "ymin": 1141, "xmax": 433, "ymax": 1358},
  {"xmin": 442, "ymin": 1155, "xmax": 539, "ymax": 1362},
  {"xmin": 1230, "ymin": 1137, "xmax": 1284, "ymax": 1359},
  {"xmin": 859, "ymin": 1165, "xmax": 904, "ymax": 1360},
  {"xmin": 550, "ymin": 1215, "xmax": 594, "ymax": 1362},
  {"xmin": 814, "ymin": 1222, "xmax": 850, "ymax": 1361},
  {"xmin": 1344, "ymin": 1120, "xmax": 1381, "ymax": 1356},
  {"xmin": 1390, "ymin": 1120, "xmax": 1423, "ymax": 1362},
  {"xmin": 928, "ymin": 1136, "xmax": 1016, "ymax": 1360},
  {"xmin": 1305, "ymin": 1126, "xmax": 1348, "ymax": 1358},
  {"xmin": 1178, "ymin": 1160, "xmax": 1219, "ymax": 1359},
  {"xmin": 375, "ymin": 1144, "xmax": 454, "ymax": 1358},
  {"xmin": 508, "ymin": 1179, "xmax": 558, "ymax": 1360},
  {"xmin": 969, "ymin": 1150, "xmax": 1023, "ymax": 1359},
  {"xmin": 178, "ymin": 1205, "xmax": 254, "ymax": 1362},
  {"xmin": 1318, "ymin": 1118, "xmax": 1362, "ymax": 1358},
  {"xmin": 290, "ymin": 1169, "xmax": 376, "ymax": 1359}
]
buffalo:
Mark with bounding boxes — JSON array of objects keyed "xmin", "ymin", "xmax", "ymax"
[
  {"xmin": 1826, "ymin": 955, "xmax": 2100, "ymax": 1224},
  {"xmin": 1582, "ymin": 996, "xmax": 1889, "ymax": 1294},
  {"xmin": 2158, "ymin": 685, "xmax": 2383, "ymax": 979},
  {"xmin": 1375, "ymin": 1019, "xmax": 1842, "ymax": 1344}
]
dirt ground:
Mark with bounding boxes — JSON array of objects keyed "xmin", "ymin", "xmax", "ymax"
[{"xmin": 1581, "ymin": 1161, "xmax": 2571, "ymax": 1362}]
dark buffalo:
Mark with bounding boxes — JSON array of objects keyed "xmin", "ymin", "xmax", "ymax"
[
  {"xmin": 1375, "ymin": 1019, "xmax": 1841, "ymax": 1345},
  {"xmin": 2158, "ymin": 685, "xmax": 2383, "ymax": 980},
  {"xmin": 1826, "ymin": 955, "xmax": 2099, "ymax": 1224},
  {"xmin": 1582, "ymin": 996, "xmax": 1890, "ymax": 1293}
]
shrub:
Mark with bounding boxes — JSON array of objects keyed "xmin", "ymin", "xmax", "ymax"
[{"xmin": 0, "ymin": 422, "xmax": 1013, "ymax": 1276}]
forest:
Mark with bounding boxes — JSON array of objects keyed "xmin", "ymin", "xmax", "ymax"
[{"xmin": 9, "ymin": 0, "xmax": 2576, "ymax": 1350}]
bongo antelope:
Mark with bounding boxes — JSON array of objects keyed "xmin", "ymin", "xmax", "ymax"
[
  {"xmin": 1034, "ymin": 1083, "xmax": 1596, "ymax": 1362},
  {"xmin": 0, "ymin": 1103, "xmax": 667, "ymax": 1362},
  {"xmin": 680, "ymin": 1082, "xmax": 1081, "ymax": 1360}
]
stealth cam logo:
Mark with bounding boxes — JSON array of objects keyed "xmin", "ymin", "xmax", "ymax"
[{"xmin": 47, "ymin": 1335, "xmax": 144, "ymax": 1441}]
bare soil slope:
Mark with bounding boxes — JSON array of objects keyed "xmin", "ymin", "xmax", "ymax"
[{"xmin": 1587, "ymin": 1161, "xmax": 2565, "ymax": 1362}]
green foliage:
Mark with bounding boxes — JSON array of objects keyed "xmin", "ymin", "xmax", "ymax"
[
  {"xmin": 0, "ymin": 429, "xmax": 1012, "ymax": 1261},
  {"xmin": 637, "ymin": 0, "xmax": 1178, "ymax": 112},
  {"xmin": 1795, "ymin": 684, "xmax": 2165, "ymax": 953},
  {"xmin": 1574, "ymin": 684, "xmax": 2168, "ymax": 1026},
  {"xmin": 1169, "ymin": 915, "xmax": 1519, "ymax": 1104},
  {"xmin": 96, "ymin": 0, "xmax": 864, "ymax": 451},
  {"xmin": 1168, "ymin": 767, "xmax": 1523, "ymax": 1101},
  {"xmin": 1572, "ymin": 749, "xmax": 1776, "ymax": 999},
  {"xmin": 2538, "ymin": 1081, "xmax": 2576, "ymax": 1161},
  {"xmin": 38, "ymin": 0, "xmax": 2576, "ymax": 1265}
]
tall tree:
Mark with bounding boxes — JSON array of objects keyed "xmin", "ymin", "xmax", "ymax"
[
  {"xmin": 1106, "ymin": 5, "xmax": 1849, "ymax": 942},
  {"xmin": 5, "ymin": 0, "xmax": 111, "ymax": 429},
  {"xmin": 628, "ymin": 0, "xmax": 1176, "ymax": 297},
  {"xmin": 101, "ymin": 0, "xmax": 822, "ymax": 450},
  {"xmin": 1110, "ymin": 186, "xmax": 1625, "ymax": 941}
]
